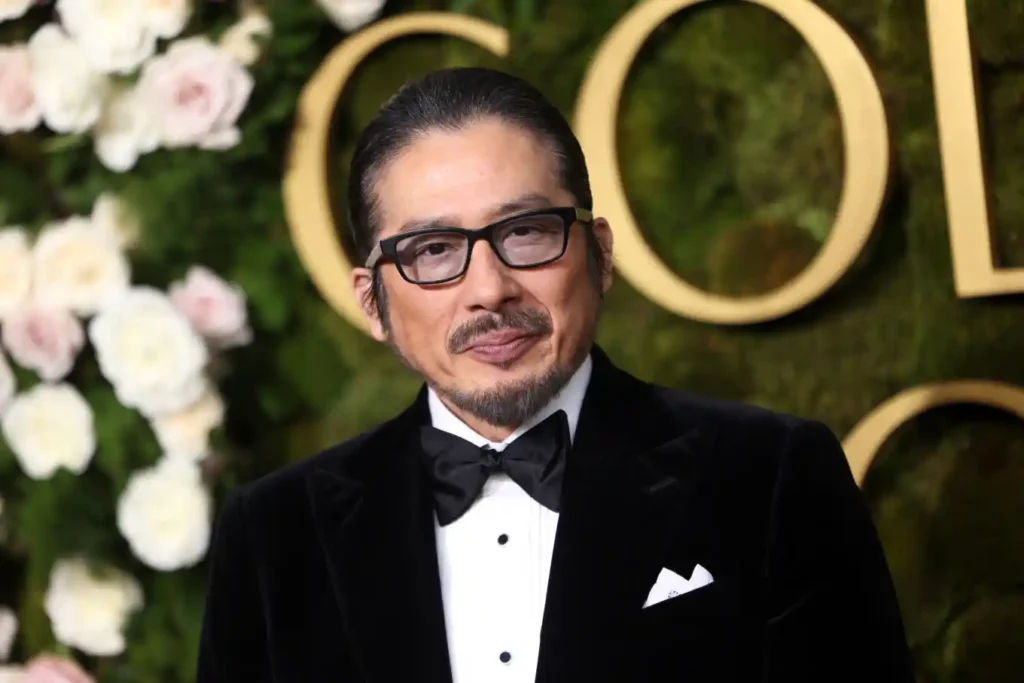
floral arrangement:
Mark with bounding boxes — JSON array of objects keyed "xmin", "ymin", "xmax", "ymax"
[
  {"xmin": 0, "ymin": 0, "xmax": 390, "ymax": 678},
  {"xmin": 0, "ymin": 192, "xmax": 252, "ymax": 677}
]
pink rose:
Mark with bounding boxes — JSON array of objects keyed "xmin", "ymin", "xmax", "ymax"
[
  {"xmin": 2, "ymin": 305, "xmax": 85, "ymax": 382},
  {"xmin": 136, "ymin": 36, "xmax": 253, "ymax": 150},
  {"xmin": 0, "ymin": 45, "xmax": 42, "ymax": 134},
  {"xmin": 23, "ymin": 655, "xmax": 95, "ymax": 683},
  {"xmin": 169, "ymin": 266, "xmax": 252, "ymax": 348}
]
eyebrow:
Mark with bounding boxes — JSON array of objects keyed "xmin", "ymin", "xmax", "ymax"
[{"xmin": 395, "ymin": 193, "xmax": 555, "ymax": 234}]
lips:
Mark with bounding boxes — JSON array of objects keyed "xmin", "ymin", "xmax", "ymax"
[{"xmin": 462, "ymin": 329, "xmax": 539, "ymax": 365}]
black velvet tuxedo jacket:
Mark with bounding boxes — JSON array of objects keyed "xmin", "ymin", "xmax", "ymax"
[{"xmin": 196, "ymin": 347, "xmax": 914, "ymax": 682}]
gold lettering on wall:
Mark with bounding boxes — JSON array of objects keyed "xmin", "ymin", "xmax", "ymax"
[
  {"xmin": 924, "ymin": 0, "xmax": 1022, "ymax": 297},
  {"xmin": 284, "ymin": 14, "xmax": 509, "ymax": 332},
  {"xmin": 574, "ymin": 0, "xmax": 890, "ymax": 325},
  {"xmin": 842, "ymin": 381, "xmax": 1024, "ymax": 485}
]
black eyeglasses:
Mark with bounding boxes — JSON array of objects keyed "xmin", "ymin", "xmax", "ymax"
[{"xmin": 364, "ymin": 206, "xmax": 594, "ymax": 285}]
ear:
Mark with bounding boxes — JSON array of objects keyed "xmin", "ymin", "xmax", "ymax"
[
  {"xmin": 352, "ymin": 267, "xmax": 388, "ymax": 342},
  {"xmin": 591, "ymin": 217, "xmax": 614, "ymax": 293}
]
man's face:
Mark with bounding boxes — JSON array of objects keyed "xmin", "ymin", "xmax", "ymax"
[{"xmin": 352, "ymin": 118, "xmax": 613, "ymax": 431}]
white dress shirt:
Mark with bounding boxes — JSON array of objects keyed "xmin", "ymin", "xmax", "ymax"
[{"xmin": 428, "ymin": 354, "xmax": 593, "ymax": 683}]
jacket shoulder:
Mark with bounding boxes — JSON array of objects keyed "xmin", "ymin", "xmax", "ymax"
[
  {"xmin": 644, "ymin": 378, "xmax": 836, "ymax": 467},
  {"xmin": 224, "ymin": 408, "xmax": 410, "ymax": 525}
]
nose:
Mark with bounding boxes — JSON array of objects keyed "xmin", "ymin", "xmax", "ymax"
[{"xmin": 460, "ymin": 239, "xmax": 522, "ymax": 311}]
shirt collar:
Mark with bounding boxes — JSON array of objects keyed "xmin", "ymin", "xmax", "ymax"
[{"xmin": 427, "ymin": 353, "xmax": 593, "ymax": 451}]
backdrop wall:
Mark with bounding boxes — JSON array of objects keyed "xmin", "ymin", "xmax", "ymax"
[{"xmin": 0, "ymin": 1, "xmax": 1021, "ymax": 681}]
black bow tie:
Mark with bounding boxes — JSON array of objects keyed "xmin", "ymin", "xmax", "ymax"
[{"xmin": 419, "ymin": 410, "xmax": 571, "ymax": 526}]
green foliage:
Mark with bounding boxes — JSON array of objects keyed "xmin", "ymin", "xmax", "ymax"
[{"xmin": 1, "ymin": 0, "xmax": 1022, "ymax": 680}]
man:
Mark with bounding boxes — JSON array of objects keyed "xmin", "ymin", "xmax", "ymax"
[{"xmin": 197, "ymin": 67, "xmax": 914, "ymax": 682}]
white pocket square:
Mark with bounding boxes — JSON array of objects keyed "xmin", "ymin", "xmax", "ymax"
[{"xmin": 643, "ymin": 563, "xmax": 714, "ymax": 608}]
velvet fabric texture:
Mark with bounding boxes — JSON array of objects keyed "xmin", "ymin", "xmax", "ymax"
[{"xmin": 196, "ymin": 346, "xmax": 915, "ymax": 682}]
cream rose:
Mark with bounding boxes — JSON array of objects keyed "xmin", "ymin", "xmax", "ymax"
[
  {"xmin": 219, "ymin": 8, "xmax": 272, "ymax": 67},
  {"xmin": 137, "ymin": 37, "xmax": 253, "ymax": 150},
  {"xmin": 0, "ymin": 0, "xmax": 33, "ymax": 23},
  {"xmin": 151, "ymin": 387, "xmax": 223, "ymax": 462},
  {"xmin": 89, "ymin": 287, "xmax": 208, "ymax": 417},
  {"xmin": 56, "ymin": 0, "xmax": 157, "ymax": 75},
  {"xmin": 2, "ymin": 304, "xmax": 85, "ymax": 381},
  {"xmin": 0, "ymin": 228, "xmax": 32, "ymax": 320},
  {"xmin": 27, "ymin": 24, "xmax": 109, "ymax": 134},
  {"xmin": 0, "ymin": 353, "xmax": 12, "ymax": 415},
  {"xmin": 117, "ymin": 459, "xmax": 212, "ymax": 571},
  {"xmin": 0, "ymin": 45, "xmax": 41, "ymax": 133},
  {"xmin": 0, "ymin": 606, "xmax": 15, "ymax": 661},
  {"xmin": 316, "ymin": 0, "xmax": 386, "ymax": 32},
  {"xmin": 91, "ymin": 193, "xmax": 142, "ymax": 251},
  {"xmin": 44, "ymin": 558, "xmax": 142, "ymax": 656},
  {"xmin": 93, "ymin": 86, "xmax": 160, "ymax": 173},
  {"xmin": 2, "ymin": 383, "xmax": 95, "ymax": 480},
  {"xmin": 0, "ymin": 666, "xmax": 20, "ymax": 683},
  {"xmin": 144, "ymin": 0, "xmax": 192, "ymax": 39},
  {"xmin": 32, "ymin": 216, "xmax": 131, "ymax": 316},
  {"xmin": 169, "ymin": 266, "xmax": 252, "ymax": 348}
]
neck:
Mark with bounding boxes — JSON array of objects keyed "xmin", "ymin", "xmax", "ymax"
[{"xmin": 442, "ymin": 402, "xmax": 517, "ymax": 442}]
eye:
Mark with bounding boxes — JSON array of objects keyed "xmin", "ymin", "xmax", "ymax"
[{"xmin": 417, "ymin": 241, "xmax": 453, "ymax": 257}]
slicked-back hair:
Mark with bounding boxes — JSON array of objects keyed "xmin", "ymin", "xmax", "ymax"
[{"xmin": 345, "ymin": 67, "xmax": 605, "ymax": 320}]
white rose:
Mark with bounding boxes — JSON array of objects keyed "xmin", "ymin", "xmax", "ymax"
[
  {"xmin": 94, "ymin": 86, "xmax": 160, "ymax": 173},
  {"xmin": 151, "ymin": 387, "xmax": 223, "ymax": 462},
  {"xmin": 44, "ymin": 557, "xmax": 142, "ymax": 656},
  {"xmin": 0, "ymin": 0, "xmax": 32, "ymax": 23},
  {"xmin": 2, "ymin": 304, "xmax": 85, "ymax": 381},
  {"xmin": 89, "ymin": 287, "xmax": 208, "ymax": 417},
  {"xmin": 0, "ymin": 607, "xmax": 15, "ymax": 661},
  {"xmin": 0, "ymin": 45, "xmax": 42, "ymax": 133},
  {"xmin": 2, "ymin": 383, "xmax": 95, "ymax": 480},
  {"xmin": 56, "ymin": 0, "xmax": 157, "ymax": 75},
  {"xmin": 0, "ymin": 228, "xmax": 32, "ymax": 320},
  {"xmin": 137, "ymin": 37, "xmax": 253, "ymax": 150},
  {"xmin": 117, "ymin": 459, "xmax": 211, "ymax": 571},
  {"xmin": 0, "ymin": 353, "xmax": 12, "ymax": 415},
  {"xmin": 144, "ymin": 0, "xmax": 192, "ymax": 39},
  {"xmin": 91, "ymin": 193, "xmax": 142, "ymax": 251},
  {"xmin": 27, "ymin": 24, "xmax": 109, "ymax": 134},
  {"xmin": 0, "ymin": 666, "xmax": 20, "ymax": 682},
  {"xmin": 316, "ymin": 0, "xmax": 386, "ymax": 32},
  {"xmin": 33, "ymin": 216, "xmax": 131, "ymax": 317},
  {"xmin": 219, "ymin": 8, "xmax": 272, "ymax": 67}
]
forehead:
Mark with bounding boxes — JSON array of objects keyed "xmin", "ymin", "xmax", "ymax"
[{"xmin": 371, "ymin": 118, "xmax": 569, "ymax": 238}]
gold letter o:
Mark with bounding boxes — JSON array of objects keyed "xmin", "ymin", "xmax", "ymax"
[
  {"xmin": 842, "ymin": 381, "xmax": 1024, "ymax": 486},
  {"xmin": 284, "ymin": 14, "xmax": 509, "ymax": 332},
  {"xmin": 575, "ymin": 0, "xmax": 890, "ymax": 325}
]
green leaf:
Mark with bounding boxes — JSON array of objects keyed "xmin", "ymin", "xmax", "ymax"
[{"xmin": 40, "ymin": 134, "xmax": 87, "ymax": 155}]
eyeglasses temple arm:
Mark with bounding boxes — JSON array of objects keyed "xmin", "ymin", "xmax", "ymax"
[{"xmin": 364, "ymin": 244, "xmax": 383, "ymax": 269}]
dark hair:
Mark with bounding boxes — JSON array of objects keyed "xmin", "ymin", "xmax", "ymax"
[{"xmin": 345, "ymin": 68, "xmax": 605, "ymax": 320}]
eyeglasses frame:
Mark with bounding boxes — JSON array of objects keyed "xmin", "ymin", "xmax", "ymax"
[{"xmin": 363, "ymin": 206, "xmax": 594, "ymax": 285}]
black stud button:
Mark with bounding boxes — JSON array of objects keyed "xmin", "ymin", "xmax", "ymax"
[
  {"xmin": 499, "ymin": 651, "xmax": 512, "ymax": 664},
  {"xmin": 497, "ymin": 534, "xmax": 509, "ymax": 545}
]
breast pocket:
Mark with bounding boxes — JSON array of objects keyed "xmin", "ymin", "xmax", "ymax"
[{"xmin": 635, "ymin": 580, "xmax": 761, "ymax": 683}]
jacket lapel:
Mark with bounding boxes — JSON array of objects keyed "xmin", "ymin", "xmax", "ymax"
[
  {"xmin": 536, "ymin": 347, "xmax": 719, "ymax": 682},
  {"xmin": 306, "ymin": 391, "xmax": 454, "ymax": 683}
]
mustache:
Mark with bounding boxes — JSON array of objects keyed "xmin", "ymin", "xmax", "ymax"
[{"xmin": 448, "ymin": 309, "xmax": 552, "ymax": 354}]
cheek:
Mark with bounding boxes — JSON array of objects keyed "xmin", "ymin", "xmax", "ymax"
[
  {"xmin": 384, "ymin": 276, "xmax": 454, "ymax": 350},
  {"xmin": 529, "ymin": 258, "xmax": 599, "ymax": 337}
]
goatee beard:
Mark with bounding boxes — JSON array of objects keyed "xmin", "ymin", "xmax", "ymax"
[{"xmin": 432, "ymin": 360, "xmax": 578, "ymax": 428}]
